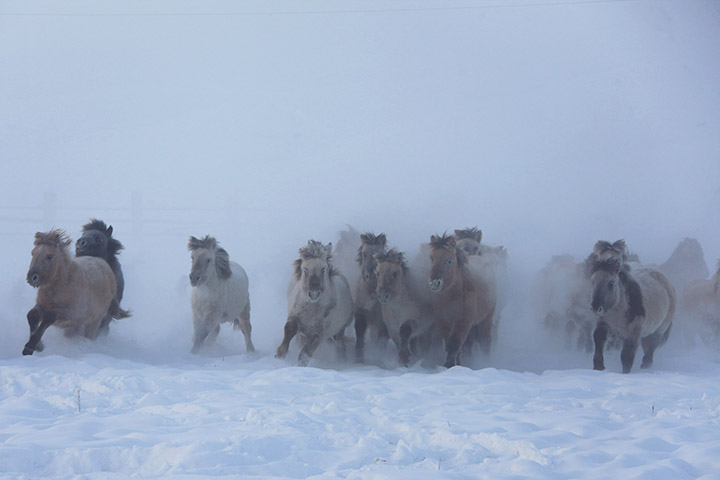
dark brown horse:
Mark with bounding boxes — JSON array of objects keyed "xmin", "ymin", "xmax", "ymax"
[
  {"xmin": 427, "ymin": 233, "xmax": 497, "ymax": 368},
  {"xmin": 23, "ymin": 230, "xmax": 117, "ymax": 355},
  {"xmin": 353, "ymin": 232, "xmax": 389, "ymax": 363},
  {"xmin": 75, "ymin": 219, "xmax": 130, "ymax": 335},
  {"xmin": 590, "ymin": 240, "xmax": 675, "ymax": 373}
]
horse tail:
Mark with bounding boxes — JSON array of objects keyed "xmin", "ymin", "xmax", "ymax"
[
  {"xmin": 660, "ymin": 322, "xmax": 672, "ymax": 347},
  {"xmin": 110, "ymin": 298, "xmax": 131, "ymax": 320}
]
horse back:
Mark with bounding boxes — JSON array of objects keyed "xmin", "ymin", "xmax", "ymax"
[
  {"xmin": 634, "ymin": 268, "xmax": 675, "ymax": 337},
  {"xmin": 75, "ymin": 256, "xmax": 116, "ymax": 303}
]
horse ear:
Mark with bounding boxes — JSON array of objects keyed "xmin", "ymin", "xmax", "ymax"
[
  {"xmin": 188, "ymin": 236, "xmax": 199, "ymax": 251},
  {"xmin": 325, "ymin": 243, "xmax": 333, "ymax": 257},
  {"xmin": 377, "ymin": 234, "xmax": 386, "ymax": 246},
  {"xmin": 447, "ymin": 235, "xmax": 457, "ymax": 249},
  {"xmin": 360, "ymin": 233, "xmax": 370, "ymax": 244},
  {"xmin": 107, "ymin": 225, "xmax": 113, "ymax": 236},
  {"xmin": 475, "ymin": 229, "xmax": 483, "ymax": 242},
  {"xmin": 215, "ymin": 248, "xmax": 232, "ymax": 279},
  {"xmin": 453, "ymin": 229, "xmax": 461, "ymax": 236},
  {"xmin": 430, "ymin": 235, "xmax": 439, "ymax": 245},
  {"xmin": 613, "ymin": 239, "xmax": 627, "ymax": 253}
]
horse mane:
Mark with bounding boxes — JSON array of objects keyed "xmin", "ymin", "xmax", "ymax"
[
  {"xmin": 618, "ymin": 268, "xmax": 646, "ymax": 323},
  {"xmin": 430, "ymin": 233, "xmax": 468, "ymax": 267},
  {"xmin": 215, "ymin": 248, "xmax": 232, "ymax": 280},
  {"xmin": 356, "ymin": 232, "xmax": 387, "ymax": 263},
  {"xmin": 593, "ymin": 239, "xmax": 627, "ymax": 259},
  {"xmin": 590, "ymin": 257, "xmax": 622, "ymax": 275},
  {"xmin": 294, "ymin": 240, "xmax": 337, "ymax": 281},
  {"xmin": 454, "ymin": 227, "xmax": 482, "ymax": 242},
  {"xmin": 188, "ymin": 235, "xmax": 217, "ymax": 251},
  {"xmin": 34, "ymin": 229, "xmax": 72, "ymax": 250},
  {"xmin": 82, "ymin": 218, "xmax": 124, "ymax": 256},
  {"xmin": 375, "ymin": 248, "xmax": 408, "ymax": 271}
]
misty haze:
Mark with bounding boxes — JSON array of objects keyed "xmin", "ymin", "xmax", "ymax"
[{"xmin": 1, "ymin": 0, "xmax": 719, "ymax": 478}]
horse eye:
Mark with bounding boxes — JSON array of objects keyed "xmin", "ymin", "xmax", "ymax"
[
  {"xmin": 302, "ymin": 268, "xmax": 308, "ymax": 275},
  {"xmin": 321, "ymin": 268, "xmax": 326, "ymax": 274},
  {"xmin": 392, "ymin": 271, "xmax": 398, "ymax": 279},
  {"xmin": 206, "ymin": 259, "xmax": 211, "ymax": 264},
  {"xmin": 446, "ymin": 259, "xmax": 452, "ymax": 265},
  {"xmin": 46, "ymin": 254, "xmax": 53, "ymax": 260}
]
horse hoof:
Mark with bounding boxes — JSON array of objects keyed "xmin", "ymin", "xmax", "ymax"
[{"xmin": 22, "ymin": 346, "xmax": 34, "ymax": 356}]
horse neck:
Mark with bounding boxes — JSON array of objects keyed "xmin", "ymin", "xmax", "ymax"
[{"xmin": 46, "ymin": 251, "xmax": 77, "ymax": 290}]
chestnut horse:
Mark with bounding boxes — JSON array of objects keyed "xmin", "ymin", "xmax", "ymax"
[
  {"xmin": 23, "ymin": 230, "xmax": 116, "ymax": 355},
  {"xmin": 427, "ymin": 233, "xmax": 496, "ymax": 368}
]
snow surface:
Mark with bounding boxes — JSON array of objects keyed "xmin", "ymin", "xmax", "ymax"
[{"xmin": 1, "ymin": 0, "xmax": 720, "ymax": 478}]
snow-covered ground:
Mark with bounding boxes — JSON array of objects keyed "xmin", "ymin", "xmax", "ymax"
[
  {"xmin": 1, "ymin": 340, "xmax": 720, "ymax": 479},
  {"xmin": 2, "ymin": 0, "xmax": 720, "ymax": 478}
]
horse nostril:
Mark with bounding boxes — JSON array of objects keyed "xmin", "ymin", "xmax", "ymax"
[{"xmin": 32, "ymin": 274, "xmax": 39, "ymax": 282}]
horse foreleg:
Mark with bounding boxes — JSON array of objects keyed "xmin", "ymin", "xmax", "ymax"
[
  {"xmin": 235, "ymin": 301, "xmax": 255, "ymax": 353},
  {"xmin": 192, "ymin": 316, "xmax": 216, "ymax": 354},
  {"xmin": 23, "ymin": 309, "xmax": 55, "ymax": 356},
  {"xmin": 593, "ymin": 321, "xmax": 609, "ymax": 371},
  {"xmin": 354, "ymin": 308, "xmax": 368, "ymax": 363},
  {"xmin": 298, "ymin": 334, "xmax": 323, "ymax": 367},
  {"xmin": 621, "ymin": 337, "xmax": 639, "ymax": 374},
  {"xmin": 332, "ymin": 332, "xmax": 347, "ymax": 362},
  {"xmin": 275, "ymin": 317, "xmax": 299, "ymax": 359},
  {"xmin": 398, "ymin": 321, "xmax": 413, "ymax": 366}
]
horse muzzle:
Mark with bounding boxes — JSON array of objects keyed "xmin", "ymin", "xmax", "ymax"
[
  {"xmin": 428, "ymin": 278, "xmax": 443, "ymax": 292},
  {"xmin": 26, "ymin": 272, "xmax": 41, "ymax": 288},
  {"xmin": 189, "ymin": 273, "xmax": 203, "ymax": 287},
  {"xmin": 308, "ymin": 290, "xmax": 321, "ymax": 302},
  {"xmin": 377, "ymin": 291, "xmax": 391, "ymax": 305}
]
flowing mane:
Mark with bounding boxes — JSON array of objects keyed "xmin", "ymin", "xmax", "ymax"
[
  {"xmin": 82, "ymin": 219, "xmax": 124, "ymax": 256},
  {"xmin": 34, "ymin": 229, "xmax": 72, "ymax": 250},
  {"xmin": 375, "ymin": 248, "xmax": 408, "ymax": 271},
  {"xmin": 188, "ymin": 235, "xmax": 217, "ymax": 251},
  {"xmin": 294, "ymin": 240, "xmax": 337, "ymax": 281},
  {"xmin": 430, "ymin": 232, "xmax": 468, "ymax": 266},
  {"xmin": 454, "ymin": 227, "xmax": 482, "ymax": 242}
]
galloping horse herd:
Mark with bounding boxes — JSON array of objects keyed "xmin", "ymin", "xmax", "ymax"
[{"xmin": 22, "ymin": 221, "xmax": 720, "ymax": 373}]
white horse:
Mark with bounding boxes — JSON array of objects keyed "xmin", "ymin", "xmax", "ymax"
[
  {"xmin": 188, "ymin": 235, "xmax": 253, "ymax": 354},
  {"xmin": 276, "ymin": 240, "xmax": 354, "ymax": 366}
]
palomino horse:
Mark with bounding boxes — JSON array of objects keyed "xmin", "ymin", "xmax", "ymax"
[
  {"xmin": 23, "ymin": 230, "xmax": 116, "ymax": 355},
  {"xmin": 188, "ymin": 235, "xmax": 254, "ymax": 354},
  {"xmin": 374, "ymin": 248, "xmax": 435, "ymax": 366},
  {"xmin": 427, "ymin": 233, "xmax": 497, "ymax": 368},
  {"xmin": 589, "ymin": 240, "xmax": 675, "ymax": 373},
  {"xmin": 75, "ymin": 219, "xmax": 130, "ymax": 335},
  {"xmin": 353, "ymin": 232, "xmax": 389, "ymax": 363},
  {"xmin": 276, "ymin": 240, "xmax": 354, "ymax": 366}
]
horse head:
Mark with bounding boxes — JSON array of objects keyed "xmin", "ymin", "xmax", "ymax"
[
  {"xmin": 294, "ymin": 240, "xmax": 334, "ymax": 302},
  {"xmin": 454, "ymin": 227, "xmax": 482, "ymax": 257},
  {"xmin": 428, "ymin": 233, "xmax": 467, "ymax": 293},
  {"xmin": 356, "ymin": 232, "xmax": 387, "ymax": 287},
  {"xmin": 27, "ymin": 230, "xmax": 72, "ymax": 287},
  {"xmin": 374, "ymin": 248, "xmax": 407, "ymax": 305},
  {"xmin": 188, "ymin": 235, "xmax": 231, "ymax": 286}
]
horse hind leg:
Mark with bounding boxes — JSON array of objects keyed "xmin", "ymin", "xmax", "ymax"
[
  {"xmin": 234, "ymin": 301, "xmax": 255, "ymax": 353},
  {"xmin": 640, "ymin": 331, "xmax": 663, "ymax": 369},
  {"xmin": 620, "ymin": 337, "xmax": 639, "ymax": 374}
]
